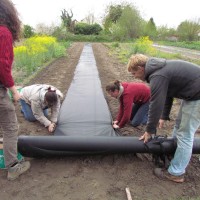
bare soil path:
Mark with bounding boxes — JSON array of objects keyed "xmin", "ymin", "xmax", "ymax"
[{"xmin": 1, "ymin": 42, "xmax": 200, "ymax": 200}]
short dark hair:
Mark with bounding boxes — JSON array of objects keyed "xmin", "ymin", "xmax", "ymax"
[
  {"xmin": 45, "ymin": 87, "xmax": 58, "ymax": 106},
  {"xmin": 106, "ymin": 80, "xmax": 121, "ymax": 92}
]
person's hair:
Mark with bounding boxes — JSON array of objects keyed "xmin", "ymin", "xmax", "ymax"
[
  {"xmin": 0, "ymin": 0, "xmax": 21, "ymax": 41},
  {"xmin": 127, "ymin": 54, "xmax": 148, "ymax": 72},
  {"xmin": 106, "ymin": 80, "xmax": 121, "ymax": 92},
  {"xmin": 45, "ymin": 87, "xmax": 58, "ymax": 106}
]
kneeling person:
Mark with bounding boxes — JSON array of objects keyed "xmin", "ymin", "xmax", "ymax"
[
  {"xmin": 20, "ymin": 84, "xmax": 63, "ymax": 133},
  {"xmin": 106, "ymin": 80, "xmax": 150, "ymax": 129}
]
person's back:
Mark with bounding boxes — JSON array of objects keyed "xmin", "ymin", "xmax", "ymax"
[
  {"xmin": 121, "ymin": 82, "xmax": 150, "ymax": 103},
  {"xmin": 21, "ymin": 84, "xmax": 63, "ymax": 103},
  {"xmin": 145, "ymin": 58, "xmax": 200, "ymax": 100},
  {"xmin": 20, "ymin": 84, "xmax": 63, "ymax": 132}
]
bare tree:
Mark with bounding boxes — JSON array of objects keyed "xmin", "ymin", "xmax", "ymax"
[
  {"xmin": 61, "ymin": 9, "xmax": 77, "ymax": 33},
  {"xmin": 83, "ymin": 12, "xmax": 95, "ymax": 25}
]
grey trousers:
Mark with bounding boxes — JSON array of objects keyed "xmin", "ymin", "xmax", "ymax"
[{"xmin": 0, "ymin": 87, "xmax": 18, "ymax": 168}]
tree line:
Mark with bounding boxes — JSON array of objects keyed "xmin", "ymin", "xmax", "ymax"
[{"xmin": 23, "ymin": 2, "xmax": 200, "ymax": 42}]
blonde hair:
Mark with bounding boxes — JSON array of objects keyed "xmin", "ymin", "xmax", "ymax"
[{"xmin": 127, "ymin": 54, "xmax": 148, "ymax": 72}]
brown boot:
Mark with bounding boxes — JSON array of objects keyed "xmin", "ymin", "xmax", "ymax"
[{"xmin": 153, "ymin": 168, "xmax": 184, "ymax": 183}]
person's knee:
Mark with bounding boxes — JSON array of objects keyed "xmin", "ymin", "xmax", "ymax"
[
  {"xmin": 23, "ymin": 115, "xmax": 36, "ymax": 122},
  {"xmin": 131, "ymin": 120, "xmax": 140, "ymax": 127},
  {"xmin": 27, "ymin": 118, "xmax": 36, "ymax": 122}
]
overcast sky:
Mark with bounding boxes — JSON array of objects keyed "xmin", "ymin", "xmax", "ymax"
[{"xmin": 11, "ymin": 0, "xmax": 199, "ymax": 29}]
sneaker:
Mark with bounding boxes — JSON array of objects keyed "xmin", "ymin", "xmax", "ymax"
[
  {"xmin": 7, "ymin": 161, "xmax": 30, "ymax": 181},
  {"xmin": 153, "ymin": 168, "xmax": 185, "ymax": 183}
]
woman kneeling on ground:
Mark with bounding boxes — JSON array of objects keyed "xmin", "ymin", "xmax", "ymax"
[
  {"xmin": 20, "ymin": 84, "xmax": 63, "ymax": 133},
  {"xmin": 106, "ymin": 80, "xmax": 150, "ymax": 129}
]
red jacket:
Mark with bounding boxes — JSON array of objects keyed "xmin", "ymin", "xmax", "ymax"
[
  {"xmin": 117, "ymin": 82, "xmax": 150, "ymax": 128},
  {"xmin": 0, "ymin": 26, "xmax": 14, "ymax": 88}
]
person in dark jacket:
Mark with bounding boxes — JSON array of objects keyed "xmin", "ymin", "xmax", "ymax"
[
  {"xmin": 0, "ymin": 0, "xmax": 30, "ymax": 180},
  {"xmin": 127, "ymin": 54, "xmax": 200, "ymax": 183},
  {"xmin": 106, "ymin": 80, "xmax": 150, "ymax": 129}
]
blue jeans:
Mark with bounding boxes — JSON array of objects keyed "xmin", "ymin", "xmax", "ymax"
[
  {"xmin": 168, "ymin": 100, "xmax": 200, "ymax": 176},
  {"xmin": 130, "ymin": 102, "xmax": 149, "ymax": 127},
  {"xmin": 20, "ymin": 99, "xmax": 48, "ymax": 122}
]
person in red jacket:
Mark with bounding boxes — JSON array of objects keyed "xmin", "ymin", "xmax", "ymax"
[
  {"xmin": 106, "ymin": 80, "xmax": 150, "ymax": 129},
  {"xmin": 0, "ymin": 0, "xmax": 30, "ymax": 180}
]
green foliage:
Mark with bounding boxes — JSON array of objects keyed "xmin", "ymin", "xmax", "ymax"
[
  {"xmin": 109, "ymin": 3, "xmax": 143, "ymax": 41},
  {"xmin": 143, "ymin": 18, "xmax": 157, "ymax": 40},
  {"xmin": 111, "ymin": 42, "xmax": 119, "ymax": 48},
  {"xmin": 156, "ymin": 26, "xmax": 177, "ymax": 41},
  {"xmin": 156, "ymin": 41, "xmax": 200, "ymax": 51},
  {"xmin": 13, "ymin": 36, "xmax": 68, "ymax": 84},
  {"xmin": 132, "ymin": 36, "xmax": 156, "ymax": 55},
  {"xmin": 109, "ymin": 23, "xmax": 126, "ymax": 41},
  {"xmin": 60, "ymin": 9, "xmax": 76, "ymax": 33},
  {"xmin": 103, "ymin": 4, "xmax": 123, "ymax": 32},
  {"xmin": 74, "ymin": 23, "xmax": 102, "ymax": 35},
  {"xmin": 177, "ymin": 19, "xmax": 200, "ymax": 41},
  {"xmin": 105, "ymin": 37, "xmax": 200, "ymax": 65},
  {"xmin": 64, "ymin": 32, "xmax": 113, "ymax": 42},
  {"xmin": 23, "ymin": 24, "xmax": 35, "ymax": 38},
  {"xmin": 52, "ymin": 26, "xmax": 68, "ymax": 41}
]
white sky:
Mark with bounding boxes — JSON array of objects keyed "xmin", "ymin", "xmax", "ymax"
[{"xmin": 11, "ymin": 0, "xmax": 200, "ymax": 29}]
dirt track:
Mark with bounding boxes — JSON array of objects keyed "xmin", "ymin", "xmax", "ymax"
[{"xmin": 1, "ymin": 42, "xmax": 200, "ymax": 200}]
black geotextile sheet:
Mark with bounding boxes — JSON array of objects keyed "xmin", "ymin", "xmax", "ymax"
[{"xmin": 54, "ymin": 44, "xmax": 117, "ymax": 137}]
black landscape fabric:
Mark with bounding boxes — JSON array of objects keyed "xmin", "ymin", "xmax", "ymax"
[{"xmin": 54, "ymin": 44, "xmax": 117, "ymax": 137}]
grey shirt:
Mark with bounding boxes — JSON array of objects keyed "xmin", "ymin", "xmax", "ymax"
[
  {"xmin": 145, "ymin": 58, "xmax": 200, "ymax": 134},
  {"xmin": 20, "ymin": 84, "xmax": 63, "ymax": 127}
]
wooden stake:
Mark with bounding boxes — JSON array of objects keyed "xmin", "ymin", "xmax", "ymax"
[{"xmin": 125, "ymin": 187, "xmax": 133, "ymax": 200}]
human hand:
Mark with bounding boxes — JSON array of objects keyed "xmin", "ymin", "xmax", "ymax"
[
  {"xmin": 9, "ymin": 86, "xmax": 21, "ymax": 103},
  {"xmin": 113, "ymin": 124, "xmax": 119, "ymax": 129},
  {"xmin": 113, "ymin": 120, "xmax": 118, "ymax": 125},
  {"xmin": 139, "ymin": 132, "xmax": 152, "ymax": 143},
  {"xmin": 48, "ymin": 123, "xmax": 56, "ymax": 132},
  {"xmin": 158, "ymin": 119, "xmax": 165, "ymax": 129},
  {"xmin": 12, "ymin": 90, "xmax": 21, "ymax": 102}
]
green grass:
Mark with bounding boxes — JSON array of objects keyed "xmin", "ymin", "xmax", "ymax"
[
  {"xmin": 156, "ymin": 41, "xmax": 200, "ymax": 51},
  {"xmin": 13, "ymin": 36, "xmax": 71, "ymax": 85},
  {"xmin": 105, "ymin": 41, "xmax": 200, "ymax": 66}
]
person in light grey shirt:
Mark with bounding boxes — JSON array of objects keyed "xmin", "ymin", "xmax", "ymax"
[{"xmin": 20, "ymin": 84, "xmax": 63, "ymax": 132}]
